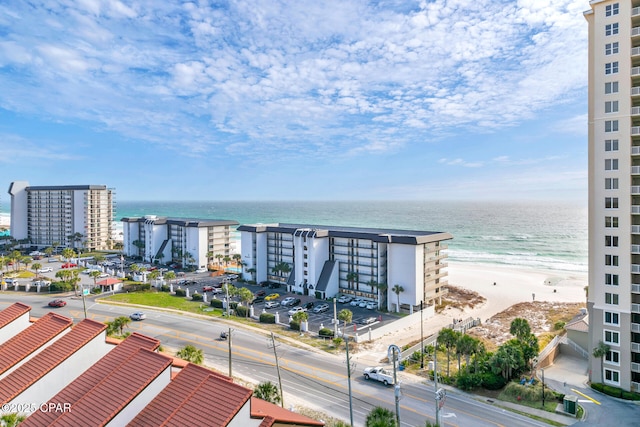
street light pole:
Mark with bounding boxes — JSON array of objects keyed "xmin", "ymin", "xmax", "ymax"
[
  {"xmin": 434, "ymin": 336, "xmax": 441, "ymax": 427},
  {"xmin": 542, "ymin": 368, "xmax": 545, "ymax": 407},
  {"xmin": 420, "ymin": 300, "xmax": 424, "ymax": 369}
]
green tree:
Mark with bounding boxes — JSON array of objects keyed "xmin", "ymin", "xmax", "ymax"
[
  {"xmin": 21, "ymin": 256, "xmax": 33, "ymax": 272},
  {"xmin": 438, "ymin": 328, "xmax": 460, "ymax": 377},
  {"xmin": 31, "ymin": 262, "xmax": 42, "ymax": 276},
  {"xmin": 44, "ymin": 246, "xmax": 54, "ymax": 262},
  {"xmin": 456, "ymin": 334, "xmax": 479, "ymax": 369},
  {"xmin": 236, "ymin": 287, "xmax": 254, "ymax": 317},
  {"xmin": 215, "ymin": 253, "xmax": 224, "ymax": 266},
  {"xmin": 132, "ymin": 240, "xmax": 145, "ymax": 257},
  {"xmin": 94, "ymin": 254, "xmax": 106, "ymax": 265},
  {"xmin": 176, "ymin": 344, "xmax": 204, "ymax": 365},
  {"xmin": 111, "ymin": 316, "xmax": 131, "ymax": 336},
  {"xmin": 593, "ymin": 340, "xmax": 611, "ymax": 384},
  {"xmin": 164, "ymin": 271, "xmax": 176, "ymax": 284},
  {"xmin": 89, "ymin": 270, "xmax": 102, "ymax": 288},
  {"xmin": 68, "ymin": 232, "xmax": 84, "ymax": 250},
  {"xmin": 365, "ymin": 406, "xmax": 397, "ymax": 427},
  {"xmin": 232, "ymin": 253, "xmax": 241, "ymax": 266},
  {"xmin": 292, "ymin": 311, "xmax": 309, "ymax": 324},
  {"xmin": 254, "ymin": 381, "xmax": 281, "ymax": 405},
  {"xmin": 346, "ymin": 271, "xmax": 359, "ymax": 291},
  {"xmin": 338, "ymin": 308, "xmax": 353, "ymax": 332},
  {"xmin": 62, "ymin": 248, "xmax": 76, "ymax": 262},
  {"xmin": 510, "ymin": 318, "xmax": 532, "ymax": 341},
  {"xmin": 391, "ymin": 284, "xmax": 404, "ymax": 312},
  {"xmin": 206, "ymin": 251, "xmax": 214, "ymax": 266},
  {"xmin": 490, "ymin": 340, "xmax": 525, "ymax": 380},
  {"xmin": 223, "ymin": 255, "xmax": 231, "ymax": 266},
  {"xmin": 0, "ymin": 412, "xmax": 26, "ymax": 427},
  {"xmin": 247, "ymin": 267, "xmax": 256, "ymax": 281}
]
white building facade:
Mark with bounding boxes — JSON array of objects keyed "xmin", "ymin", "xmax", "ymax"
[
  {"xmin": 121, "ymin": 216, "xmax": 238, "ymax": 269},
  {"xmin": 585, "ymin": 0, "xmax": 640, "ymax": 392},
  {"xmin": 8, "ymin": 181, "xmax": 115, "ymax": 251},
  {"xmin": 238, "ymin": 223, "xmax": 451, "ymax": 312}
]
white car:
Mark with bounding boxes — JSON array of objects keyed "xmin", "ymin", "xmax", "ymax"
[
  {"xmin": 350, "ymin": 298, "xmax": 364, "ymax": 307},
  {"xmin": 130, "ymin": 312, "xmax": 146, "ymax": 321},
  {"xmin": 313, "ymin": 303, "xmax": 330, "ymax": 313},
  {"xmin": 338, "ymin": 295, "xmax": 352, "ymax": 303},
  {"xmin": 98, "ymin": 273, "xmax": 109, "ymax": 278},
  {"xmin": 265, "ymin": 301, "xmax": 279, "ymax": 309},
  {"xmin": 280, "ymin": 297, "xmax": 296, "ymax": 307},
  {"xmin": 358, "ymin": 300, "xmax": 368, "ymax": 308},
  {"xmin": 366, "ymin": 301, "xmax": 377, "ymax": 310},
  {"xmin": 39, "ymin": 267, "xmax": 53, "ymax": 273},
  {"xmin": 195, "ymin": 267, "xmax": 208, "ymax": 273},
  {"xmin": 287, "ymin": 306, "xmax": 307, "ymax": 316}
]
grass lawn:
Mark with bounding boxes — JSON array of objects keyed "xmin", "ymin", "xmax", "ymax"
[{"xmin": 103, "ymin": 292, "xmax": 224, "ymax": 317}]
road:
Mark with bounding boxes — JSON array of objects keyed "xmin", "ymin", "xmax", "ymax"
[{"xmin": 2, "ymin": 293, "xmax": 570, "ymax": 427}]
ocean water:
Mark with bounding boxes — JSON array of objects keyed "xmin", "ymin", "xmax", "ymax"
[{"xmin": 114, "ymin": 200, "xmax": 587, "ymax": 274}]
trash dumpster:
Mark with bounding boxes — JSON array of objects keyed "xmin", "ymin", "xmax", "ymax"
[{"xmin": 563, "ymin": 395, "xmax": 578, "ymax": 415}]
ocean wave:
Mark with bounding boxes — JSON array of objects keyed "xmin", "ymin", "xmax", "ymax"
[{"xmin": 447, "ymin": 249, "xmax": 587, "ymax": 273}]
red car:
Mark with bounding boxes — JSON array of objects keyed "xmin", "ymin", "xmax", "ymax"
[
  {"xmin": 202, "ymin": 286, "xmax": 214, "ymax": 292},
  {"xmin": 48, "ymin": 299, "xmax": 66, "ymax": 308},
  {"xmin": 61, "ymin": 263, "xmax": 77, "ymax": 268}
]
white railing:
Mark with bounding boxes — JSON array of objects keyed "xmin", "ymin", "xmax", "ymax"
[
  {"xmin": 634, "ymin": 66, "xmax": 640, "ymax": 76},
  {"xmin": 632, "ymin": 187, "xmax": 640, "ymax": 195},
  {"xmin": 632, "ymin": 363, "xmax": 640, "ymax": 373},
  {"xmin": 632, "ymin": 265, "xmax": 640, "ymax": 274},
  {"xmin": 633, "ymin": 27, "xmax": 640, "ymax": 37},
  {"xmin": 632, "ymin": 323, "xmax": 640, "ymax": 333},
  {"xmin": 633, "ymin": 303, "xmax": 640, "ymax": 313},
  {"xmin": 633, "ymin": 147, "xmax": 640, "ymax": 155},
  {"xmin": 633, "ymin": 7, "xmax": 640, "ymax": 17},
  {"xmin": 634, "ymin": 47, "xmax": 640, "ymax": 57},
  {"xmin": 633, "ymin": 225, "xmax": 640, "ymax": 233},
  {"xmin": 633, "ymin": 166, "xmax": 640, "ymax": 174},
  {"xmin": 634, "ymin": 343, "xmax": 640, "ymax": 353},
  {"xmin": 633, "ymin": 284, "xmax": 640, "ymax": 293},
  {"xmin": 632, "ymin": 245, "xmax": 640, "ymax": 253},
  {"xmin": 632, "ymin": 127, "xmax": 640, "ymax": 135},
  {"xmin": 560, "ymin": 335, "xmax": 589, "ymax": 359},
  {"xmin": 633, "ymin": 87, "xmax": 640, "ymax": 96},
  {"xmin": 536, "ymin": 335, "xmax": 561, "ymax": 366},
  {"xmin": 633, "ymin": 106, "xmax": 640, "ymax": 115}
]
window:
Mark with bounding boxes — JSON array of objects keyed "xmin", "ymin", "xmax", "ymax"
[
  {"xmin": 605, "ymin": 350, "xmax": 620, "ymax": 364},
  {"xmin": 604, "ymin": 330, "xmax": 620, "ymax": 345},
  {"xmin": 605, "ymin": 100, "xmax": 619, "ymax": 113},
  {"xmin": 605, "ymin": 216, "xmax": 618, "ymax": 227},
  {"xmin": 604, "ymin": 311, "xmax": 620, "ymax": 325},
  {"xmin": 605, "ymin": 62, "xmax": 619, "ymax": 75},
  {"xmin": 605, "ymin": 23, "xmax": 619, "ymax": 36},
  {"xmin": 605, "ymin": 254, "xmax": 619, "ymax": 266},
  {"xmin": 606, "ymin": 3, "xmax": 619, "ymax": 17},
  {"xmin": 605, "ymin": 82, "xmax": 619, "ymax": 94},
  {"xmin": 605, "ymin": 178, "xmax": 619, "ymax": 189},
  {"xmin": 605, "ymin": 292, "xmax": 619, "ymax": 304},
  {"xmin": 605, "ymin": 42, "xmax": 619, "ymax": 55},
  {"xmin": 605, "ymin": 197, "xmax": 619, "ymax": 208},
  {"xmin": 605, "ymin": 275, "xmax": 619, "ymax": 286},
  {"xmin": 605, "ymin": 159, "xmax": 618, "ymax": 170},
  {"xmin": 605, "ymin": 139, "xmax": 619, "ymax": 151},
  {"xmin": 605, "ymin": 235, "xmax": 619, "ymax": 246},
  {"xmin": 605, "ymin": 369, "xmax": 620, "ymax": 384},
  {"xmin": 605, "ymin": 120, "xmax": 619, "ymax": 132}
]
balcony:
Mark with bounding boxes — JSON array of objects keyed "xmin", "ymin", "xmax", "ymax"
[
  {"xmin": 634, "ymin": 7, "xmax": 640, "ymax": 17},
  {"xmin": 632, "ymin": 186, "xmax": 640, "ymax": 195},
  {"xmin": 634, "ymin": 166, "xmax": 640, "ymax": 175},
  {"xmin": 632, "ymin": 127, "xmax": 640, "ymax": 136},
  {"xmin": 633, "ymin": 66, "xmax": 640, "ymax": 76},
  {"xmin": 634, "ymin": 343, "xmax": 640, "ymax": 352},
  {"xmin": 634, "ymin": 27, "xmax": 640, "ymax": 37},
  {"xmin": 633, "ymin": 284, "xmax": 640, "ymax": 293},
  {"xmin": 634, "ymin": 107, "xmax": 640, "ymax": 117},
  {"xmin": 633, "ymin": 264, "xmax": 640, "ymax": 273},
  {"xmin": 634, "ymin": 47, "xmax": 640, "ymax": 58},
  {"xmin": 633, "ymin": 322, "xmax": 640, "ymax": 333},
  {"xmin": 633, "ymin": 146, "xmax": 640, "ymax": 156},
  {"xmin": 633, "ymin": 303, "xmax": 640, "ymax": 314}
]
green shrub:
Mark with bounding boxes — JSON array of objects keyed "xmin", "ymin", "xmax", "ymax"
[
  {"xmin": 553, "ymin": 321, "xmax": 566, "ymax": 330},
  {"xmin": 333, "ymin": 337, "xmax": 343, "ymax": 346},
  {"xmin": 236, "ymin": 306, "xmax": 248, "ymax": 317},
  {"xmin": 319, "ymin": 327, "xmax": 334, "ymax": 337},
  {"xmin": 175, "ymin": 288, "xmax": 186, "ymax": 297},
  {"xmin": 50, "ymin": 282, "xmax": 73, "ymax": 292},
  {"xmin": 160, "ymin": 285, "xmax": 170, "ymax": 292},
  {"xmin": 592, "ymin": 383, "xmax": 640, "ymax": 400},
  {"xmin": 456, "ymin": 371, "xmax": 483, "ymax": 391},
  {"xmin": 229, "ymin": 301, "xmax": 238, "ymax": 310},
  {"xmin": 290, "ymin": 320, "xmax": 300, "ymax": 331},
  {"xmin": 260, "ymin": 313, "xmax": 276, "ymax": 324},
  {"xmin": 210, "ymin": 299, "xmax": 223, "ymax": 308},
  {"xmin": 482, "ymin": 372, "xmax": 507, "ymax": 390},
  {"xmin": 503, "ymin": 382, "xmax": 542, "ymax": 402},
  {"xmin": 191, "ymin": 292, "xmax": 203, "ymax": 301}
]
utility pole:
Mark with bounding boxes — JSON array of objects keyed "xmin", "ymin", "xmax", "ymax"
[
  {"xmin": 228, "ymin": 327, "xmax": 232, "ymax": 378},
  {"xmin": 542, "ymin": 368, "xmax": 545, "ymax": 407},
  {"xmin": 420, "ymin": 300, "xmax": 424, "ymax": 369},
  {"xmin": 333, "ymin": 297, "xmax": 338, "ymax": 338},
  {"xmin": 345, "ymin": 335, "xmax": 354, "ymax": 427},
  {"xmin": 434, "ymin": 335, "xmax": 441, "ymax": 427},
  {"xmin": 388, "ymin": 345, "xmax": 401, "ymax": 426},
  {"xmin": 269, "ymin": 332, "xmax": 285, "ymax": 408}
]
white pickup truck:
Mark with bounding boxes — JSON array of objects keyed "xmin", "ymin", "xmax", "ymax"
[{"xmin": 363, "ymin": 367, "xmax": 394, "ymax": 385}]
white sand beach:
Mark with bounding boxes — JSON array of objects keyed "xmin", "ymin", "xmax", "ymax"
[{"xmin": 359, "ymin": 262, "xmax": 588, "ymax": 364}]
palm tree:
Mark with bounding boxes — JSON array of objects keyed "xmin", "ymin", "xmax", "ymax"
[
  {"xmin": 247, "ymin": 267, "xmax": 256, "ymax": 281},
  {"xmin": 346, "ymin": 272, "xmax": 359, "ymax": 291},
  {"xmin": 232, "ymin": 253, "xmax": 241, "ymax": 267},
  {"xmin": 365, "ymin": 406, "xmax": 397, "ymax": 427},
  {"xmin": 31, "ymin": 262, "xmax": 42, "ymax": 277},
  {"xmin": 164, "ymin": 271, "xmax": 176, "ymax": 285},
  {"xmin": 62, "ymin": 248, "xmax": 76, "ymax": 262},
  {"xmin": 377, "ymin": 282, "xmax": 389, "ymax": 309},
  {"xmin": 254, "ymin": 381, "xmax": 281, "ymax": 405},
  {"xmin": 113, "ymin": 316, "xmax": 131, "ymax": 336},
  {"xmin": 89, "ymin": 270, "xmax": 101, "ymax": 289},
  {"xmin": 438, "ymin": 327, "xmax": 459, "ymax": 377},
  {"xmin": 132, "ymin": 239, "xmax": 145, "ymax": 257},
  {"xmin": 148, "ymin": 270, "xmax": 161, "ymax": 283},
  {"xmin": 0, "ymin": 412, "xmax": 26, "ymax": 427},
  {"xmin": 236, "ymin": 287, "xmax": 254, "ymax": 317},
  {"xmin": 52, "ymin": 241, "xmax": 60, "ymax": 254},
  {"xmin": 21, "ymin": 256, "xmax": 33, "ymax": 272},
  {"xmin": 292, "ymin": 310, "xmax": 309, "ymax": 325},
  {"xmin": 391, "ymin": 284, "xmax": 404, "ymax": 313},
  {"xmin": 130, "ymin": 264, "xmax": 141, "ymax": 274},
  {"xmin": 338, "ymin": 308, "xmax": 353, "ymax": 332},
  {"xmin": 69, "ymin": 270, "xmax": 82, "ymax": 296},
  {"xmin": 279, "ymin": 262, "xmax": 291, "ymax": 280},
  {"xmin": 44, "ymin": 246, "xmax": 54, "ymax": 262},
  {"xmin": 215, "ymin": 253, "xmax": 224, "ymax": 267},
  {"xmin": 456, "ymin": 334, "xmax": 479, "ymax": 369},
  {"xmin": 68, "ymin": 232, "xmax": 84, "ymax": 251},
  {"xmin": 206, "ymin": 251, "xmax": 214, "ymax": 266},
  {"xmin": 510, "ymin": 318, "xmax": 532, "ymax": 342},
  {"xmin": 593, "ymin": 340, "xmax": 611, "ymax": 384},
  {"xmin": 223, "ymin": 255, "xmax": 231, "ymax": 267},
  {"xmin": 176, "ymin": 344, "xmax": 204, "ymax": 365}
]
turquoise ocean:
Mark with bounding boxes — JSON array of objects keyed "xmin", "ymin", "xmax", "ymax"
[{"xmin": 112, "ymin": 200, "xmax": 587, "ymax": 274}]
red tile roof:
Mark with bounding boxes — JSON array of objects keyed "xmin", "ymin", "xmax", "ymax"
[
  {"xmin": 0, "ymin": 312, "xmax": 72, "ymax": 376},
  {"xmin": 96, "ymin": 278, "xmax": 122, "ymax": 286},
  {"xmin": 251, "ymin": 397, "xmax": 325, "ymax": 426},
  {"xmin": 0, "ymin": 319, "xmax": 106, "ymax": 404},
  {"xmin": 22, "ymin": 332, "xmax": 160, "ymax": 427},
  {"xmin": 0, "ymin": 302, "xmax": 30, "ymax": 328},
  {"xmin": 128, "ymin": 363, "xmax": 249, "ymax": 427},
  {"xmin": 47, "ymin": 348, "xmax": 172, "ymax": 426}
]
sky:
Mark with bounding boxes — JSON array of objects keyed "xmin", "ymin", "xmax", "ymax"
[{"xmin": 0, "ymin": 0, "xmax": 590, "ymax": 202}]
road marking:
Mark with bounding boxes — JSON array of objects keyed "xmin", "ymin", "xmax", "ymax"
[{"xmin": 571, "ymin": 388, "xmax": 600, "ymax": 405}]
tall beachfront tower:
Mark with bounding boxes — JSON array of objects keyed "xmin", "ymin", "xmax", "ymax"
[
  {"xmin": 585, "ymin": 1, "xmax": 640, "ymax": 392},
  {"xmin": 8, "ymin": 181, "xmax": 115, "ymax": 251}
]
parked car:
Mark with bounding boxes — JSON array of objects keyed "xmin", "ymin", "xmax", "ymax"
[
  {"xmin": 350, "ymin": 298, "xmax": 364, "ymax": 307},
  {"xmin": 358, "ymin": 300, "xmax": 368, "ymax": 308},
  {"xmin": 366, "ymin": 301, "xmax": 377, "ymax": 310},
  {"xmin": 361, "ymin": 316, "xmax": 377, "ymax": 325},
  {"xmin": 61, "ymin": 263, "xmax": 77, "ymax": 268},
  {"xmin": 39, "ymin": 267, "xmax": 53, "ymax": 273},
  {"xmin": 255, "ymin": 290, "xmax": 266, "ymax": 297},
  {"xmin": 252, "ymin": 296, "xmax": 265, "ymax": 304},
  {"xmin": 130, "ymin": 311, "xmax": 146, "ymax": 321},
  {"xmin": 287, "ymin": 306, "xmax": 307, "ymax": 316},
  {"xmin": 288, "ymin": 298, "xmax": 301, "ymax": 307},
  {"xmin": 265, "ymin": 293, "xmax": 280, "ymax": 301},
  {"xmin": 280, "ymin": 297, "xmax": 296, "ymax": 306},
  {"xmin": 98, "ymin": 273, "xmax": 109, "ymax": 278},
  {"xmin": 313, "ymin": 303, "xmax": 330, "ymax": 313},
  {"xmin": 265, "ymin": 301, "xmax": 279, "ymax": 309},
  {"xmin": 363, "ymin": 366, "xmax": 394, "ymax": 385},
  {"xmin": 303, "ymin": 301, "xmax": 314, "ymax": 310},
  {"xmin": 195, "ymin": 267, "xmax": 208, "ymax": 273},
  {"xmin": 203, "ymin": 286, "xmax": 215, "ymax": 292},
  {"xmin": 338, "ymin": 295, "xmax": 353, "ymax": 303},
  {"xmin": 48, "ymin": 299, "xmax": 66, "ymax": 308}
]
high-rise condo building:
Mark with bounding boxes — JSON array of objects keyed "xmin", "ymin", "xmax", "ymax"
[
  {"xmin": 585, "ymin": 1, "xmax": 640, "ymax": 392},
  {"xmin": 8, "ymin": 181, "xmax": 115, "ymax": 251}
]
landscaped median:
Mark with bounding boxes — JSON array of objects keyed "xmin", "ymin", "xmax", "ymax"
[{"xmin": 101, "ymin": 292, "xmax": 224, "ymax": 316}]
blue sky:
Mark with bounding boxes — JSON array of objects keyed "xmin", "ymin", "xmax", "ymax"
[{"xmin": 0, "ymin": 0, "xmax": 589, "ymax": 202}]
